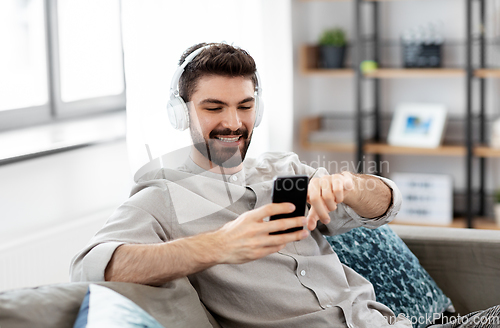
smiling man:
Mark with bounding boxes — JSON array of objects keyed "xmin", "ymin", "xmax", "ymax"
[{"xmin": 71, "ymin": 43, "xmax": 412, "ymax": 328}]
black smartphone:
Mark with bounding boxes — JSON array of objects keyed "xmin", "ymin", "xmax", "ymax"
[{"xmin": 269, "ymin": 175, "xmax": 309, "ymax": 235}]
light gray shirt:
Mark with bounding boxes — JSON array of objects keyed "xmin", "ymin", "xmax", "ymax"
[{"xmin": 70, "ymin": 152, "xmax": 411, "ymax": 328}]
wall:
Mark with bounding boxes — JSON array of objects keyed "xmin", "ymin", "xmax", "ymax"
[
  {"xmin": 291, "ymin": 0, "xmax": 500, "ymax": 202},
  {"xmin": 0, "ymin": 140, "xmax": 132, "ymax": 291}
]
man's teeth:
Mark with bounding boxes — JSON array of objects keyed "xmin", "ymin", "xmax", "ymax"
[{"xmin": 217, "ymin": 136, "xmax": 240, "ymax": 142}]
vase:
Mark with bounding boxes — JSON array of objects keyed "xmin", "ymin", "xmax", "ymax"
[{"xmin": 320, "ymin": 46, "xmax": 346, "ymax": 69}]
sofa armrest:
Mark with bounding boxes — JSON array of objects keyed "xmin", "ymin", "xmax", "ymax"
[{"xmin": 390, "ymin": 224, "xmax": 500, "ymax": 315}]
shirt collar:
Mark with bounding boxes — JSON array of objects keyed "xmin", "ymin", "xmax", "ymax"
[{"xmin": 182, "ymin": 156, "xmax": 247, "ymax": 186}]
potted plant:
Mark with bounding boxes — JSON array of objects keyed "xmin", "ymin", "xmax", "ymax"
[
  {"xmin": 318, "ymin": 28, "xmax": 347, "ymax": 69},
  {"xmin": 494, "ymin": 190, "xmax": 500, "ymax": 226}
]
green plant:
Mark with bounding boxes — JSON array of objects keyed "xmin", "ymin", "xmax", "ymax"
[
  {"xmin": 318, "ymin": 28, "xmax": 346, "ymax": 47},
  {"xmin": 495, "ymin": 189, "xmax": 500, "ymax": 203}
]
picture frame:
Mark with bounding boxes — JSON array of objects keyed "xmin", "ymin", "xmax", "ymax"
[{"xmin": 388, "ymin": 103, "xmax": 447, "ymax": 148}]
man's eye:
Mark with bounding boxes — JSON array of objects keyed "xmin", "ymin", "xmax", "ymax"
[
  {"xmin": 239, "ymin": 106, "xmax": 252, "ymax": 110},
  {"xmin": 206, "ymin": 107, "xmax": 222, "ymax": 111}
]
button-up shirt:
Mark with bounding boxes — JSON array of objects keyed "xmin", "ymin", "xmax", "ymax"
[{"xmin": 70, "ymin": 152, "xmax": 411, "ymax": 328}]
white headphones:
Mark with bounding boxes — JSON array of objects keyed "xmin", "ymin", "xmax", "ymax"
[{"xmin": 166, "ymin": 44, "xmax": 264, "ymax": 131}]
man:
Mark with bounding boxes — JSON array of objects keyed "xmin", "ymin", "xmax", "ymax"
[{"xmin": 71, "ymin": 42, "xmax": 410, "ymax": 327}]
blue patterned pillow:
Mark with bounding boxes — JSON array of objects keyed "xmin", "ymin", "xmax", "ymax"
[
  {"xmin": 73, "ymin": 284, "xmax": 165, "ymax": 328},
  {"xmin": 325, "ymin": 225, "xmax": 453, "ymax": 328}
]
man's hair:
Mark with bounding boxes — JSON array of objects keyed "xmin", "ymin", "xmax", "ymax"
[{"xmin": 178, "ymin": 42, "xmax": 257, "ymax": 102}]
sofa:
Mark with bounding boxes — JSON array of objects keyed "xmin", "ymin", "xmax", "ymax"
[{"xmin": 1, "ymin": 224, "xmax": 499, "ymax": 328}]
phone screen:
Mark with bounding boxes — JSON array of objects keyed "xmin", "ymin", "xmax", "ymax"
[{"xmin": 269, "ymin": 175, "xmax": 309, "ymax": 235}]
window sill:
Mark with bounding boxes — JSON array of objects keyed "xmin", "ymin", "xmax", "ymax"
[{"xmin": 0, "ymin": 111, "xmax": 126, "ymax": 165}]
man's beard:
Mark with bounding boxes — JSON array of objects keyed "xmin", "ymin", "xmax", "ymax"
[{"xmin": 190, "ymin": 126, "xmax": 252, "ymax": 168}]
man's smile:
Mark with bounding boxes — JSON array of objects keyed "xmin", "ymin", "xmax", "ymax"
[{"xmin": 215, "ymin": 135, "xmax": 242, "ymax": 145}]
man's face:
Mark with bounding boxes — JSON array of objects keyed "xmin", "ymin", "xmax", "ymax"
[{"xmin": 188, "ymin": 75, "xmax": 256, "ymax": 168}]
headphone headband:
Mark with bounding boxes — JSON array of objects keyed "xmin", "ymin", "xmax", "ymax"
[{"xmin": 169, "ymin": 45, "xmax": 210, "ymax": 98}]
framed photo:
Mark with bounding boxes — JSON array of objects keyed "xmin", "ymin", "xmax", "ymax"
[
  {"xmin": 388, "ymin": 103, "xmax": 447, "ymax": 148},
  {"xmin": 391, "ymin": 172, "xmax": 453, "ymax": 225}
]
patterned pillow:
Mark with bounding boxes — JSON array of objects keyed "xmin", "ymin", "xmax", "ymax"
[
  {"xmin": 324, "ymin": 225, "xmax": 453, "ymax": 328},
  {"xmin": 73, "ymin": 284, "xmax": 165, "ymax": 328}
]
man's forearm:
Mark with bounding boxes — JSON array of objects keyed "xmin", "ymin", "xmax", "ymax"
[
  {"xmin": 104, "ymin": 232, "xmax": 222, "ymax": 286},
  {"xmin": 344, "ymin": 174, "xmax": 391, "ymax": 219}
]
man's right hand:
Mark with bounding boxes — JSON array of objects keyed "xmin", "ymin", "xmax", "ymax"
[
  {"xmin": 105, "ymin": 203, "xmax": 308, "ymax": 285},
  {"xmin": 212, "ymin": 202, "xmax": 309, "ymax": 265}
]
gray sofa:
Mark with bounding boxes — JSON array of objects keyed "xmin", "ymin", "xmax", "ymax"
[
  {"xmin": 1, "ymin": 225, "xmax": 500, "ymax": 328},
  {"xmin": 390, "ymin": 224, "xmax": 500, "ymax": 316}
]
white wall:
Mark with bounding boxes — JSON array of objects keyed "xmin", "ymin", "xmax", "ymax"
[
  {"xmin": 291, "ymin": 0, "xmax": 500, "ymax": 196},
  {"xmin": 0, "ymin": 140, "xmax": 132, "ymax": 290}
]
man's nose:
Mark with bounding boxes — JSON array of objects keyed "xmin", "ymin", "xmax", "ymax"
[{"xmin": 221, "ymin": 108, "xmax": 242, "ymax": 131}]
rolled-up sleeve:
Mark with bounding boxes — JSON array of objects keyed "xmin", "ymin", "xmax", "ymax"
[
  {"xmin": 339, "ymin": 175, "xmax": 401, "ymax": 228},
  {"xmin": 71, "ymin": 241, "xmax": 126, "ymax": 281},
  {"xmin": 70, "ymin": 186, "xmax": 173, "ymax": 282}
]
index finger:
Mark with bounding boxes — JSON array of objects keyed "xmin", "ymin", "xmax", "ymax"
[{"xmin": 250, "ymin": 202, "xmax": 296, "ymax": 221}]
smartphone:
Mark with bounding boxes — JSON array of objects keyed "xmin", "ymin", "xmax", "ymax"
[{"xmin": 269, "ymin": 175, "xmax": 309, "ymax": 235}]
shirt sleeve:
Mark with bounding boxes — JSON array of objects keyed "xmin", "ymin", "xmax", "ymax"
[{"xmin": 70, "ymin": 185, "xmax": 173, "ymax": 282}]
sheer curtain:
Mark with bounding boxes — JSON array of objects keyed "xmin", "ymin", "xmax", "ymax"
[{"xmin": 121, "ymin": 0, "xmax": 293, "ymax": 177}]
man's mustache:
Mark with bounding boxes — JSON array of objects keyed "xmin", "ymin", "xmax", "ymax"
[{"xmin": 209, "ymin": 128, "xmax": 249, "ymax": 139}]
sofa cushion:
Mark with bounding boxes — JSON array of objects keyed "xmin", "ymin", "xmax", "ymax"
[
  {"xmin": 0, "ymin": 278, "xmax": 214, "ymax": 328},
  {"xmin": 325, "ymin": 225, "xmax": 453, "ymax": 328},
  {"xmin": 73, "ymin": 284, "xmax": 164, "ymax": 328}
]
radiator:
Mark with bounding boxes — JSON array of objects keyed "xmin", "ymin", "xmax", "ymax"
[{"xmin": 0, "ymin": 209, "xmax": 111, "ymax": 292}]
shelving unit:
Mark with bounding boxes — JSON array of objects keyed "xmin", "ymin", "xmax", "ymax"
[
  {"xmin": 364, "ymin": 143, "xmax": 466, "ymax": 156},
  {"xmin": 474, "ymin": 69, "xmax": 500, "ymax": 78},
  {"xmin": 363, "ymin": 68, "xmax": 465, "ymax": 79},
  {"xmin": 297, "ymin": 0, "xmax": 500, "ymax": 229},
  {"xmin": 389, "ymin": 217, "xmax": 500, "ymax": 230},
  {"xmin": 300, "ymin": 117, "xmax": 356, "ymax": 152}
]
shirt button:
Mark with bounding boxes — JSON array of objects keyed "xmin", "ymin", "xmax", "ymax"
[
  {"xmin": 231, "ymin": 175, "xmax": 238, "ymax": 181},
  {"xmin": 300, "ymin": 270, "xmax": 306, "ymax": 276}
]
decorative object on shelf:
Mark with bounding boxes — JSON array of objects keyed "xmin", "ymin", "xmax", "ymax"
[
  {"xmin": 360, "ymin": 60, "xmax": 378, "ymax": 74},
  {"xmin": 391, "ymin": 172, "xmax": 453, "ymax": 226},
  {"xmin": 490, "ymin": 118, "xmax": 500, "ymax": 148},
  {"xmin": 494, "ymin": 190, "xmax": 500, "ymax": 226},
  {"xmin": 318, "ymin": 28, "xmax": 346, "ymax": 69},
  {"xmin": 388, "ymin": 103, "xmax": 447, "ymax": 148},
  {"xmin": 402, "ymin": 22, "xmax": 443, "ymax": 68}
]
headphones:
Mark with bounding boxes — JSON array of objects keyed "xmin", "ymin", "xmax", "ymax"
[{"xmin": 166, "ymin": 44, "xmax": 264, "ymax": 131}]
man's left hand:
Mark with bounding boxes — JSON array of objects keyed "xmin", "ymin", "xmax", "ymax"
[{"xmin": 306, "ymin": 172, "xmax": 356, "ymax": 231}]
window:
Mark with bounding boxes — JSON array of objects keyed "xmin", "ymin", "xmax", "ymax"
[{"xmin": 0, "ymin": 0, "xmax": 125, "ymax": 131}]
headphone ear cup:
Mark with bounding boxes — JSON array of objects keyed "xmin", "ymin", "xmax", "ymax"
[
  {"xmin": 166, "ymin": 96, "xmax": 190, "ymax": 131},
  {"xmin": 254, "ymin": 95, "xmax": 264, "ymax": 128}
]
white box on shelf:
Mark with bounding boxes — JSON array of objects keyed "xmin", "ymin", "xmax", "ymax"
[{"xmin": 391, "ymin": 172, "xmax": 453, "ymax": 225}]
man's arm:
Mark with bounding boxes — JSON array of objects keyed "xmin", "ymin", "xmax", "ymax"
[
  {"xmin": 343, "ymin": 173, "xmax": 391, "ymax": 218},
  {"xmin": 306, "ymin": 172, "xmax": 392, "ymax": 231},
  {"xmin": 105, "ymin": 203, "xmax": 309, "ymax": 286}
]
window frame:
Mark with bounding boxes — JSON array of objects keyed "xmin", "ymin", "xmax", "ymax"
[{"xmin": 0, "ymin": 0, "xmax": 126, "ymax": 132}]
